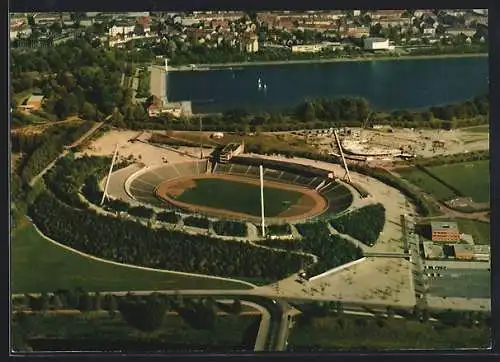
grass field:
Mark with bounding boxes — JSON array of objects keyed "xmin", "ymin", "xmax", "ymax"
[
  {"xmin": 396, "ymin": 160, "xmax": 490, "ymax": 203},
  {"xmin": 463, "ymin": 125, "xmax": 489, "ymax": 133},
  {"xmin": 397, "ymin": 168, "xmax": 457, "ymax": 201},
  {"xmin": 288, "ymin": 315, "xmax": 490, "ymax": 351},
  {"xmin": 426, "ymin": 160, "xmax": 490, "ymax": 203},
  {"xmin": 11, "ymin": 220, "xmax": 253, "ymax": 293},
  {"xmin": 14, "ymin": 313, "xmax": 259, "ymax": 352},
  {"xmin": 427, "ymin": 269, "xmax": 490, "ymax": 299},
  {"xmin": 430, "ymin": 218, "xmax": 490, "ymax": 245},
  {"xmin": 172, "ymin": 178, "xmax": 304, "ymax": 217}
]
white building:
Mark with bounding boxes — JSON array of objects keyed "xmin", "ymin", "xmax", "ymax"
[
  {"xmin": 291, "ymin": 44, "xmax": 325, "ymax": 53},
  {"xmin": 363, "ymin": 37, "xmax": 391, "ymax": 50},
  {"xmin": 423, "ymin": 27, "xmax": 436, "ymax": 36},
  {"xmin": 109, "ymin": 24, "xmax": 136, "ymax": 38}
]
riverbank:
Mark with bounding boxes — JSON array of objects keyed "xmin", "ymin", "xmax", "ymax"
[{"xmin": 169, "ymin": 52, "xmax": 488, "ymax": 71}]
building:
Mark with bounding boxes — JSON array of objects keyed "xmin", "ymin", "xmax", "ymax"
[
  {"xmin": 473, "ymin": 245, "xmax": 490, "ymax": 262},
  {"xmin": 243, "ymin": 34, "xmax": 259, "ymax": 53},
  {"xmin": 452, "ymin": 244, "xmax": 474, "ymax": 260},
  {"xmin": 109, "ymin": 23, "xmax": 136, "ymax": 38},
  {"xmin": 219, "ymin": 142, "xmax": 244, "ymax": 163},
  {"xmin": 212, "ymin": 132, "xmax": 224, "ymax": 139},
  {"xmin": 344, "ymin": 26, "xmax": 370, "ymax": 38},
  {"xmin": 431, "ymin": 221, "xmax": 460, "ymax": 242},
  {"xmin": 18, "ymin": 95, "xmax": 44, "ymax": 112},
  {"xmin": 423, "ymin": 27, "xmax": 436, "ymax": 36},
  {"xmin": 291, "ymin": 44, "xmax": 325, "ymax": 53},
  {"xmin": 363, "ymin": 37, "xmax": 390, "ymax": 50}
]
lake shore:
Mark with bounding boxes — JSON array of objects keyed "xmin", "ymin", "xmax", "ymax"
[{"xmin": 168, "ymin": 52, "xmax": 488, "ymax": 71}]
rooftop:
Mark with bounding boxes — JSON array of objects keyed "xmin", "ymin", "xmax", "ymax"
[
  {"xmin": 431, "ymin": 221, "xmax": 459, "ymax": 233},
  {"xmin": 452, "ymin": 244, "xmax": 474, "ymax": 254},
  {"xmin": 27, "ymin": 95, "xmax": 44, "ymax": 103}
]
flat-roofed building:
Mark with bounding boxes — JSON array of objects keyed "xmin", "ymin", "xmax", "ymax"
[
  {"xmin": 18, "ymin": 95, "xmax": 44, "ymax": 112},
  {"xmin": 219, "ymin": 142, "xmax": 244, "ymax": 163},
  {"xmin": 452, "ymin": 244, "xmax": 474, "ymax": 260},
  {"xmin": 473, "ymin": 245, "xmax": 490, "ymax": 262},
  {"xmin": 431, "ymin": 221, "xmax": 460, "ymax": 242}
]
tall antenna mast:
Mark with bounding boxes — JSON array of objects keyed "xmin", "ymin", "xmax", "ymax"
[
  {"xmin": 260, "ymin": 164, "xmax": 266, "ymax": 237},
  {"xmin": 101, "ymin": 143, "xmax": 119, "ymax": 205}
]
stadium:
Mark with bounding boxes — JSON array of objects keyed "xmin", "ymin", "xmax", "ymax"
[{"xmin": 120, "ymin": 147, "xmax": 355, "ymax": 226}]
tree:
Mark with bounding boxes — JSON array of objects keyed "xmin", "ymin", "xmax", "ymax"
[
  {"xmin": 78, "ymin": 292, "xmax": 93, "ymax": 312},
  {"xmin": 231, "ymin": 298, "xmax": 242, "ymax": 315},
  {"xmin": 93, "ymin": 292, "xmax": 102, "ymax": 311},
  {"xmin": 386, "ymin": 306, "xmax": 394, "ymax": 319},
  {"xmin": 336, "ymin": 301, "xmax": 344, "ymax": 315},
  {"xmin": 50, "ymin": 295, "xmax": 63, "ymax": 309},
  {"xmin": 81, "ymin": 101, "xmax": 98, "ymax": 120}
]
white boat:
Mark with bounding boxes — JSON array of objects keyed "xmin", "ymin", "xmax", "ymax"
[{"xmin": 263, "ymin": 84, "xmax": 267, "ymax": 90}]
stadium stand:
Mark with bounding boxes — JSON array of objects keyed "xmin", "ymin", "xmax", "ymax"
[{"xmin": 320, "ymin": 182, "xmax": 354, "ymax": 214}]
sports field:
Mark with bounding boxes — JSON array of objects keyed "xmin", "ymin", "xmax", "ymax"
[
  {"xmin": 426, "ymin": 160, "xmax": 490, "ymax": 203},
  {"xmin": 463, "ymin": 125, "xmax": 489, "ymax": 133},
  {"xmin": 11, "ymin": 219, "xmax": 252, "ymax": 293},
  {"xmin": 157, "ymin": 175, "xmax": 327, "ymax": 222},
  {"xmin": 427, "ymin": 269, "xmax": 490, "ymax": 299},
  {"xmin": 397, "ymin": 168, "xmax": 456, "ymax": 201},
  {"xmin": 396, "ymin": 160, "xmax": 490, "ymax": 203}
]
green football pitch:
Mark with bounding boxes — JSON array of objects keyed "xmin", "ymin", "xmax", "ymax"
[{"xmin": 172, "ymin": 178, "xmax": 304, "ymax": 217}]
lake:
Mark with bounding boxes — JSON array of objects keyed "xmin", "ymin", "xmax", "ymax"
[{"xmin": 166, "ymin": 56, "xmax": 489, "ymax": 114}]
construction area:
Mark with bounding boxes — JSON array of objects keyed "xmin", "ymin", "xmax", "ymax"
[{"xmin": 290, "ymin": 125, "xmax": 489, "ymax": 163}]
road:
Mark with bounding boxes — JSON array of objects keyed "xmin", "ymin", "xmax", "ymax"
[{"xmin": 28, "ymin": 121, "xmax": 105, "ymax": 187}]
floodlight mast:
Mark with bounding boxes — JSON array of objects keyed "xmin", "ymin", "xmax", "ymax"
[
  {"xmin": 100, "ymin": 143, "xmax": 119, "ymax": 205},
  {"xmin": 260, "ymin": 164, "xmax": 266, "ymax": 237},
  {"xmin": 333, "ymin": 129, "xmax": 352, "ymax": 183}
]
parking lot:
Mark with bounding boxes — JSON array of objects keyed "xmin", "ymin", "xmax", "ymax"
[{"xmin": 426, "ymin": 268, "xmax": 490, "ymax": 299}]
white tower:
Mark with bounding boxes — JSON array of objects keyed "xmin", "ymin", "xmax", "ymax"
[
  {"xmin": 164, "ymin": 58, "xmax": 168, "ymax": 72},
  {"xmin": 260, "ymin": 164, "xmax": 266, "ymax": 237}
]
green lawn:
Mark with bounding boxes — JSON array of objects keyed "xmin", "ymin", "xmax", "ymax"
[
  {"xmin": 396, "ymin": 160, "xmax": 490, "ymax": 204},
  {"xmin": 11, "ymin": 220, "xmax": 253, "ymax": 293},
  {"xmin": 396, "ymin": 168, "xmax": 457, "ymax": 201},
  {"xmin": 14, "ymin": 313, "xmax": 259, "ymax": 352},
  {"xmin": 430, "ymin": 218, "xmax": 490, "ymax": 245},
  {"xmin": 288, "ymin": 315, "xmax": 490, "ymax": 351},
  {"xmin": 426, "ymin": 160, "xmax": 490, "ymax": 203},
  {"xmin": 463, "ymin": 125, "xmax": 489, "ymax": 133},
  {"xmin": 172, "ymin": 178, "xmax": 304, "ymax": 217}
]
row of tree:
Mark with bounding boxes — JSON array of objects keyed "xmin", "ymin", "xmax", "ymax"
[
  {"xmin": 212, "ymin": 220, "xmax": 248, "ymax": 237},
  {"xmin": 294, "ymin": 222, "xmax": 363, "ymax": 277},
  {"xmin": 44, "ymin": 154, "xmax": 111, "ymax": 208},
  {"xmin": 146, "ymin": 93, "xmax": 489, "ymax": 133},
  {"xmin": 19, "ymin": 122, "xmax": 95, "ymax": 184},
  {"xmin": 183, "ymin": 216, "xmax": 211, "ymax": 229},
  {"xmin": 329, "ymin": 203, "xmax": 386, "ymax": 246},
  {"xmin": 28, "ymin": 191, "xmax": 310, "ymax": 281},
  {"xmin": 14, "ymin": 290, "xmax": 245, "ymax": 333}
]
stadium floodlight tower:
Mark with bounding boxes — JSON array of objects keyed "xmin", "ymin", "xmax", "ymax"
[
  {"xmin": 333, "ymin": 129, "xmax": 352, "ymax": 183},
  {"xmin": 100, "ymin": 143, "xmax": 119, "ymax": 205},
  {"xmin": 260, "ymin": 164, "xmax": 266, "ymax": 237}
]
